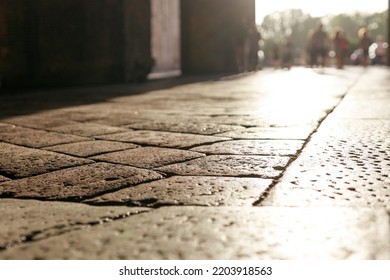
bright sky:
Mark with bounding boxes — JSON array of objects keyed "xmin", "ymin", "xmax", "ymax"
[{"xmin": 256, "ymin": 0, "xmax": 388, "ymax": 23}]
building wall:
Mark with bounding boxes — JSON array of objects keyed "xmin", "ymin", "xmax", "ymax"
[
  {"xmin": 181, "ymin": 0, "xmax": 256, "ymax": 74},
  {"xmin": 0, "ymin": 0, "xmax": 151, "ymax": 87},
  {"xmin": 0, "ymin": 0, "xmax": 259, "ymax": 88}
]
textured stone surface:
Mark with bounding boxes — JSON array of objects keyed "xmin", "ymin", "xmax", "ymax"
[
  {"xmin": 157, "ymin": 155, "xmax": 290, "ymax": 178},
  {"xmin": 0, "ymin": 142, "xmax": 92, "ymax": 178},
  {"xmin": 98, "ymin": 130, "xmax": 230, "ymax": 148},
  {"xmin": 45, "ymin": 141, "xmax": 139, "ymax": 157},
  {"xmin": 0, "ymin": 175, "xmax": 10, "ymax": 183},
  {"xmin": 127, "ymin": 121, "xmax": 245, "ymax": 135},
  {"xmin": 0, "ymin": 163, "xmax": 163, "ymax": 200},
  {"xmin": 216, "ymin": 125, "xmax": 314, "ymax": 140},
  {"xmin": 191, "ymin": 140, "xmax": 304, "ymax": 156},
  {"xmin": 49, "ymin": 123, "xmax": 129, "ymax": 137},
  {"xmin": 0, "ymin": 67, "xmax": 387, "ymax": 260},
  {"xmin": 2, "ymin": 114, "xmax": 75, "ymax": 129},
  {"xmin": 0, "ymin": 126, "xmax": 89, "ymax": 148},
  {"xmin": 91, "ymin": 147, "xmax": 205, "ymax": 169},
  {"xmin": 263, "ymin": 119, "xmax": 390, "ymax": 208},
  {"xmin": 84, "ymin": 176, "xmax": 273, "ymax": 206},
  {"xmin": 1, "ymin": 207, "xmax": 388, "ymax": 260},
  {"xmin": 0, "ymin": 199, "xmax": 148, "ymax": 249}
]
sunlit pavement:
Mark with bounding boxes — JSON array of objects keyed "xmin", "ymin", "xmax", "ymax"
[{"xmin": 0, "ymin": 66, "xmax": 389, "ymax": 259}]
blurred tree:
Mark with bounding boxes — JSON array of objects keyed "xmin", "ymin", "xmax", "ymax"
[
  {"xmin": 259, "ymin": 9, "xmax": 387, "ymax": 66},
  {"xmin": 329, "ymin": 11, "xmax": 387, "ymax": 53},
  {"xmin": 260, "ymin": 9, "xmax": 321, "ymax": 66}
]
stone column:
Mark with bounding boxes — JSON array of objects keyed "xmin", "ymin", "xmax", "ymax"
[{"xmin": 180, "ymin": 0, "xmax": 255, "ymax": 74}]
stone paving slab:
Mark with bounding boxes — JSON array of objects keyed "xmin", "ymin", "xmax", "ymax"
[
  {"xmin": 1, "ymin": 206, "xmax": 388, "ymax": 260},
  {"xmin": 126, "ymin": 121, "xmax": 245, "ymax": 135},
  {"xmin": 262, "ymin": 119, "xmax": 390, "ymax": 208},
  {"xmin": 0, "ymin": 162, "xmax": 163, "ymax": 200},
  {"xmin": 332, "ymin": 99, "xmax": 390, "ymax": 119},
  {"xmin": 0, "ymin": 123, "xmax": 17, "ymax": 132},
  {"xmin": 191, "ymin": 139, "xmax": 304, "ymax": 156},
  {"xmin": 216, "ymin": 125, "xmax": 314, "ymax": 140},
  {"xmin": 2, "ymin": 113, "xmax": 76, "ymax": 129},
  {"xmin": 84, "ymin": 176, "xmax": 273, "ymax": 207},
  {"xmin": 91, "ymin": 147, "xmax": 205, "ymax": 169},
  {"xmin": 0, "ymin": 199, "xmax": 149, "ymax": 249},
  {"xmin": 44, "ymin": 140, "xmax": 139, "ymax": 157},
  {"xmin": 48, "ymin": 122, "xmax": 129, "ymax": 137},
  {"xmin": 0, "ymin": 175, "xmax": 10, "ymax": 182},
  {"xmin": 0, "ymin": 142, "xmax": 93, "ymax": 178},
  {"xmin": 157, "ymin": 155, "xmax": 290, "ymax": 178},
  {"xmin": 0, "ymin": 126, "xmax": 89, "ymax": 148},
  {"xmin": 0, "ymin": 67, "xmax": 384, "ymax": 260},
  {"xmin": 98, "ymin": 130, "xmax": 230, "ymax": 148}
]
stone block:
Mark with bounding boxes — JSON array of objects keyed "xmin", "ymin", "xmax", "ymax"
[
  {"xmin": 127, "ymin": 121, "xmax": 245, "ymax": 135},
  {"xmin": 191, "ymin": 140, "xmax": 304, "ymax": 156},
  {"xmin": 216, "ymin": 125, "xmax": 314, "ymax": 140},
  {"xmin": 91, "ymin": 147, "xmax": 205, "ymax": 169},
  {"xmin": 0, "ymin": 142, "xmax": 92, "ymax": 178},
  {"xmin": 0, "ymin": 162, "xmax": 163, "ymax": 200},
  {"xmin": 45, "ymin": 141, "xmax": 139, "ymax": 157},
  {"xmin": 1, "ymin": 207, "xmax": 388, "ymax": 259},
  {"xmin": 98, "ymin": 130, "xmax": 230, "ymax": 148},
  {"xmin": 157, "ymin": 155, "xmax": 289, "ymax": 178},
  {"xmin": 0, "ymin": 199, "xmax": 148, "ymax": 249},
  {"xmin": 49, "ymin": 123, "xmax": 128, "ymax": 137},
  {"xmin": 0, "ymin": 126, "xmax": 89, "ymax": 148},
  {"xmin": 85, "ymin": 176, "xmax": 272, "ymax": 207}
]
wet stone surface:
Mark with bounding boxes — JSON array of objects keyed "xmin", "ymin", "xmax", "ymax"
[
  {"xmin": 44, "ymin": 140, "xmax": 139, "ymax": 157},
  {"xmin": 0, "ymin": 163, "xmax": 163, "ymax": 200},
  {"xmin": 1, "ymin": 206, "xmax": 388, "ymax": 260},
  {"xmin": 0, "ymin": 199, "xmax": 148, "ymax": 249},
  {"xmin": 157, "ymin": 155, "xmax": 290, "ymax": 178},
  {"xmin": 84, "ymin": 176, "xmax": 273, "ymax": 207},
  {"xmin": 91, "ymin": 147, "xmax": 205, "ymax": 169},
  {"xmin": 191, "ymin": 139, "xmax": 304, "ymax": 156},
  {"xmin": 98, "ymin": 130, "xmax": 230, "ymax": 148},
  {"xmin": 0, "ymin": 142, "xmax": 93, "ymax": 178},
  {"xmin": 0, "ymin": 126, "xmax": 89, "ymax": 148}
]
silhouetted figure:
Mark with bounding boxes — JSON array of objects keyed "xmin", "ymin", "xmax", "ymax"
[
  {"xmin": 332, "ymin": 28, "xmax": 349, "ymax": 69},
  {"xmin": 310, "ymin": 22, "xmax": 329, "ymax": 67},
  {"xmin": 281, "ymin": 37, "xmax": 293, "ymax": 70},
  {"xmin": 271, "ymin": 42, "xmax": 281, "ymax": 69},
  {"xmin": 305, "ymin": 29, "xmax": 315, "ymax": 66},
  {"xmin": 358, "ymin": 28, "xmax": 372, "ymax": 67}
]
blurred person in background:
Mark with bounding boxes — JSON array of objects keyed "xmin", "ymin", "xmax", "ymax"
[
  {"xmin": 332, "ymin": 27, "xmax": 349, "ymax": 69},
  {"xmin": 358, "ymin": 28, "xmax": 372, "ymax": 67}
]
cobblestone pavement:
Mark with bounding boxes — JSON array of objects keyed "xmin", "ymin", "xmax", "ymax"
[{"xmin": 0, "ymin": 67, "xmax": 389, "ymax": 259}]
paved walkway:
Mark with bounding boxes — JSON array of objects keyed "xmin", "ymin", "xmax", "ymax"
[{"xmin": 0, "ymin": 66, "xmax": 389, "ymax": 259}]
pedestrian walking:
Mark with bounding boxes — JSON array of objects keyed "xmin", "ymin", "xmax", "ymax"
[
  {"xmin": 310, "ymin": 22, "xmax": 330, "ymax": 68},
  {"xmin": 358, "ymin": 28, "xmax": 372, "ymax": 67},
  {"xmin": 332, "ymin": 28, "xmax": 349, "ymax": 69}
]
